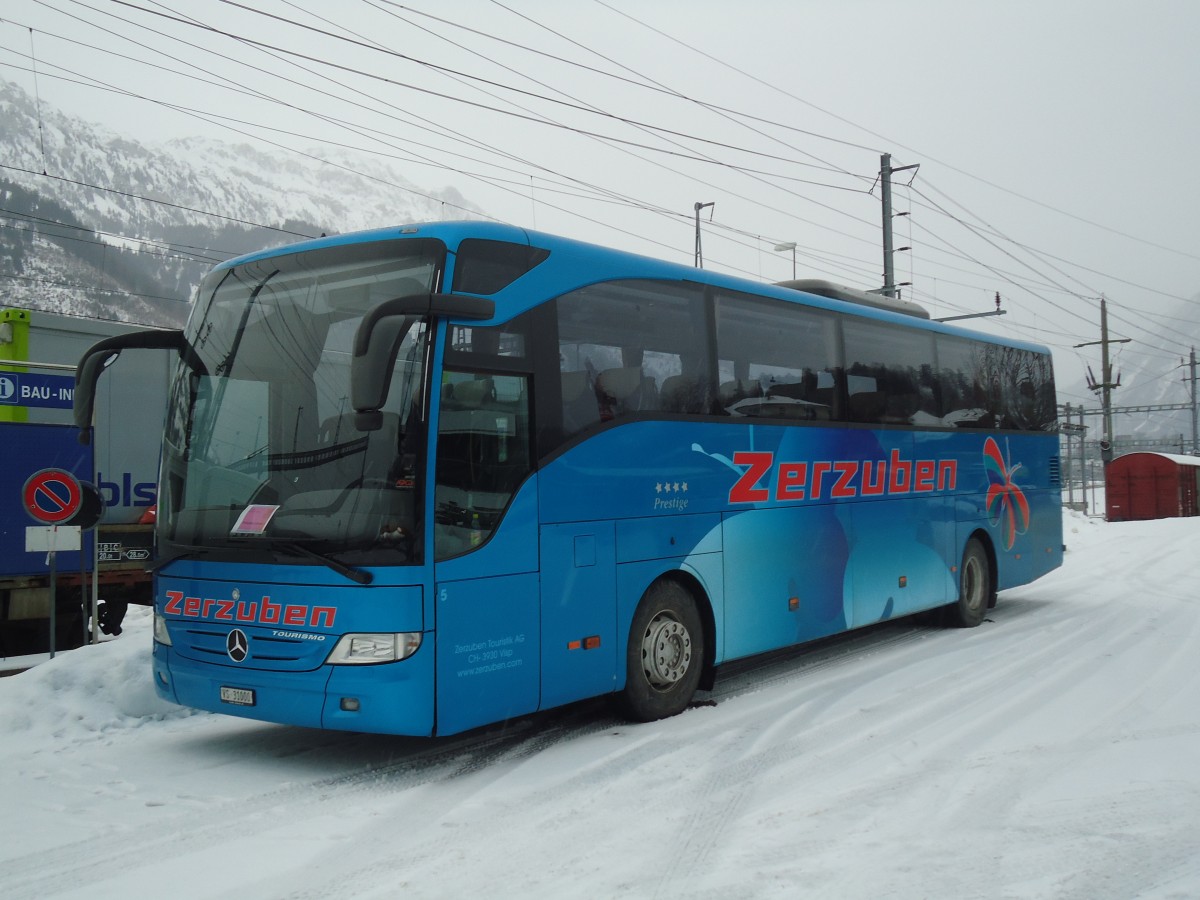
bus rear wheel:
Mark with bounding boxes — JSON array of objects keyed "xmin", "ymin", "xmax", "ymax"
[
  {"xmin": 947, "ymin": 537, "xmax": 991, "ymax": 628},
  {"xmin": 619, "ymin": 580, "xmax": 704, "ymax": 721}
]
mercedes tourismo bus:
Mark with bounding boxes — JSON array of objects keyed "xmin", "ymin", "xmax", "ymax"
[{"xmin": 75, "ymin": 221, "xmax": 1062, "ymax": 736}]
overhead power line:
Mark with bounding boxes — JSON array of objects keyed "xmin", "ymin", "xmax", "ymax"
[
  {"xmin": 0, "ymin": 270, "xmax": 189, "ymax": 303},
  {"xmin": 0, "ymin": 209, "xmax": 227, "ymax": 262},
  {"xmin": 0, "ymin": 162, "xmax": 315, "ymax": 237},
  {"xmin": 3, "ymin": 9, "xmax": 875, "ymax": 276},
  {"xmin": 392, "ymin": 0, "xmax": 882, "ymax": 157},
  {"xmin": 595, "ymin": 0, "xmax": 1200, "ymax": 266},
  {"xmin": 6, "ymin": 4, "xmax": 879, "ymax": 260},
  {"xmin": 109, "ymin": 0, "xmax": 861, "ymax": 177}
]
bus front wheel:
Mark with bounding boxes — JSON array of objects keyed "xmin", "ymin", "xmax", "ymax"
[
  {"xmin": 947, "ymin": 538, "xmax": 991, "ymax": 628},
  {"xmin": 619, "ymin": 580, "xmax": 704, "ymax": 721}
]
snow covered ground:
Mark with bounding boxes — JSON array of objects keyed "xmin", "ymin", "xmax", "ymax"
[{"xmin": 2, "ymin": 510, "xmax": 1198, "ymax": 899}]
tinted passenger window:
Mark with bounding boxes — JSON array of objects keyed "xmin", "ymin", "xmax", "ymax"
[
  {"xmin": 842, "ymin": 318, "xmax": 938, "ymax": 425},
  {"xmin": 556, "ymin": 281, "xmax": 710, "ymax": 438},
  {"xmin": 935, "ymin": 336, "xmax": 992, "ymax": 427},
  {"xmin": 934, "ymin": 337, "xmax": 1056, "ymax": 431},
  {"xmin": 716, "ymin": 291, "xmax": 839, "ymax": 421},
  {"xmin": 985, "ymin": 345, "xmax": 1057, "ymax": 431}
]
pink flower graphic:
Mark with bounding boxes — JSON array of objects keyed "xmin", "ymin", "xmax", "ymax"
[{"xmin": 983, "ymin": 437, "xmax": 1030, "ymax": 551}]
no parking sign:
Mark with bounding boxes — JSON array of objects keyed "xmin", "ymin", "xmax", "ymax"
[{"xmin": 22, "ymin": 468, "xmax": 83, "ymax": 524}]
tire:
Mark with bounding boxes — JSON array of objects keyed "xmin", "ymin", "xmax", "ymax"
[
  {"xmin": 618, "ymin": 580, "xmax": 705, "ymax": 722},
  {"xmin": 947, "ymin": 537, "xmax": 991, "ymax": 628}
]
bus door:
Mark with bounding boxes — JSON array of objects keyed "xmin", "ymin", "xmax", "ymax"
[{"xmin": 431, "ymin": 371, "xmax": 541, "ymax": 735}]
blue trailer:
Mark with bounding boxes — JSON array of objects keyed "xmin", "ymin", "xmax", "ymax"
[{"xmin": 1, "ymin": 308, "xmax": 170, "ymax": 669}]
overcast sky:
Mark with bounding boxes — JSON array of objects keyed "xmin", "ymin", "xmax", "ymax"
[{"xmin": 3, "ymin": 0, "xmax": 1199, "ymax": 404}]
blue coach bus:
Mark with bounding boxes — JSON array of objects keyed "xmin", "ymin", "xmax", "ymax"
[{"xmin": 75, "ymin": 221, "xmax": 1062, "ymax": 736}]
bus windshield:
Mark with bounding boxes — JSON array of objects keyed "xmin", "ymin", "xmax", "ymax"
[{"xmin": 158, "ymin": 238, "xmax": 443, "ymax": 566}]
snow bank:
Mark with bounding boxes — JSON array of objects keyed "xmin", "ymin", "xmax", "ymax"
[{"xmin": 0, "ymin": 608, "xmax": 193, "ymax": 753}]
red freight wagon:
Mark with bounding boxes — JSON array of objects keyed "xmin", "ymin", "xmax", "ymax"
[{"xmin": 1106, "ymin": 452, "xmax": 1200, "ymax": 522}]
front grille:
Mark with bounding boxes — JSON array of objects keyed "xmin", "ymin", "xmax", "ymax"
[{"xmin": 174, "ymin": 624, "xmax": 331, "ymax": 671}]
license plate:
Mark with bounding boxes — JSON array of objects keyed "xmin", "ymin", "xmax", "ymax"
[{"xmin": 220, "ymin": 686, "xmax": 256, "ymax": 706}]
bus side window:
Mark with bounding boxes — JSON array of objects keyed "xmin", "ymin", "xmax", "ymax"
[
  {"xmin": 560, "ymin": 369, "xmax": 596, "ymax": 435},
  {"xmin": 936, "ymin": 336, "xmax": 991, "ymax": 428},
  {"xmin": 935, "ymin": 336, "xmax": 1054, "ymax": 432},
  {"xmin": 555, "ymin": 280, "xmax": 709, "ymax": 438},
  {"xmin": 596, "ymin": 364, "xmax": 657, "ymax": 419},
  {"xmin": 715, "ymin": 290, "xmax": 839, "ymax": 420},
  {"xmin": 660, "ymin": 372, "xmax": 709, "ymax": 414},
  {"xmin": 843, "ymin": 318, "xmax": 937, "ymax": 426},
  {"xmin": 999, "ymin": 347, "xmax": 1057, "ymax": 431},
  {"xmin": 433, "ymin": 372, "xmax": 532, "ymax": 560}
]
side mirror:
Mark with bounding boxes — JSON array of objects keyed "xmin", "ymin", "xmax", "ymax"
[
  {"xmin": 74, "ymin": 329, "xmax": 198, "ymax": 443},
  {"xmin": 350, "ymin": 292, "xmax": 494, "ymax": 429}
]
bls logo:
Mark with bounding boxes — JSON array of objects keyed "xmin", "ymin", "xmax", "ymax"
[{"xmin": 97, "ymin": 471, "xmax": 156, "ymax": 508}]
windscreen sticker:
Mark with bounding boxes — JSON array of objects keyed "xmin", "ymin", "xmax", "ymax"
[{"xmin": 231, "ymin": 504, "xmax": 280, "ymax": 535}]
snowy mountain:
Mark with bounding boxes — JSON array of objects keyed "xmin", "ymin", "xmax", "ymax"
[{"xmin": 0, "ymin": 78, "xmax": 484, "ymax": 328}]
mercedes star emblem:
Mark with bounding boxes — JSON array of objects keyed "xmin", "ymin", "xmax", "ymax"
[{"xmin": 226, "ymin": 628, "xmax": 249, "ymax": 663}]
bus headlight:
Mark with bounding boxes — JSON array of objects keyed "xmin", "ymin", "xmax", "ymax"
[
  {"xmin": 153, "ymin": 609, "xmax": 173, "ymax": 646},
  {"xmin": 326, "ymin": 633, "xmax": 422, "ymax": 665}
]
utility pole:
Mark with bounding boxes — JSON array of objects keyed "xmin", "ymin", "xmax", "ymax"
[
  {"xmin": 879, "ymin": 153, "xmax": 917, "ymax": 297},
  {"xmin": 1075, "ymin": 295, "xmax": 1131, "ymax": 472},
  {"xmin": 1099, "ymin": 296, "xmax": 1115, "ymax": 457},
  {"xmin": 881, "ymin": 153, "xmax": 894, "ymax": 295},
  {"xmin": 1078, "ymin": 405, "xmax": 1088, "ymax": 514},
  {"xmin": 1185, "ymin": 347, "xmax": 1198, "ymax": 455},
  {"xmin": 693, "ymin": 201, "xmax": 714, "ymax": 268}
]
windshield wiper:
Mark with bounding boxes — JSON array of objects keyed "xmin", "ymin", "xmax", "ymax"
[
  {"xmin": 151, "ymin": 541, "xmax": 371, "ymax": 586},
  {"xmin": 275, "ymin": 541, "xmax": 374, "ymax": 585},
  {"xmin": 148, "ymin": 545, "xmax": 219, "ymax": 573},
  {"xmin": 150, "ymin": 542, "xmax": 282, "ymax": 573}
]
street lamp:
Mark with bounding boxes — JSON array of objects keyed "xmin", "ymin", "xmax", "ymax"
[
  {"xmin": 773, "ymin": 241, "xmax": 797, "ymax": 280},
  {"xmin": 694, "ymin": 202, "xmax": 715, "ymax": 268}
]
